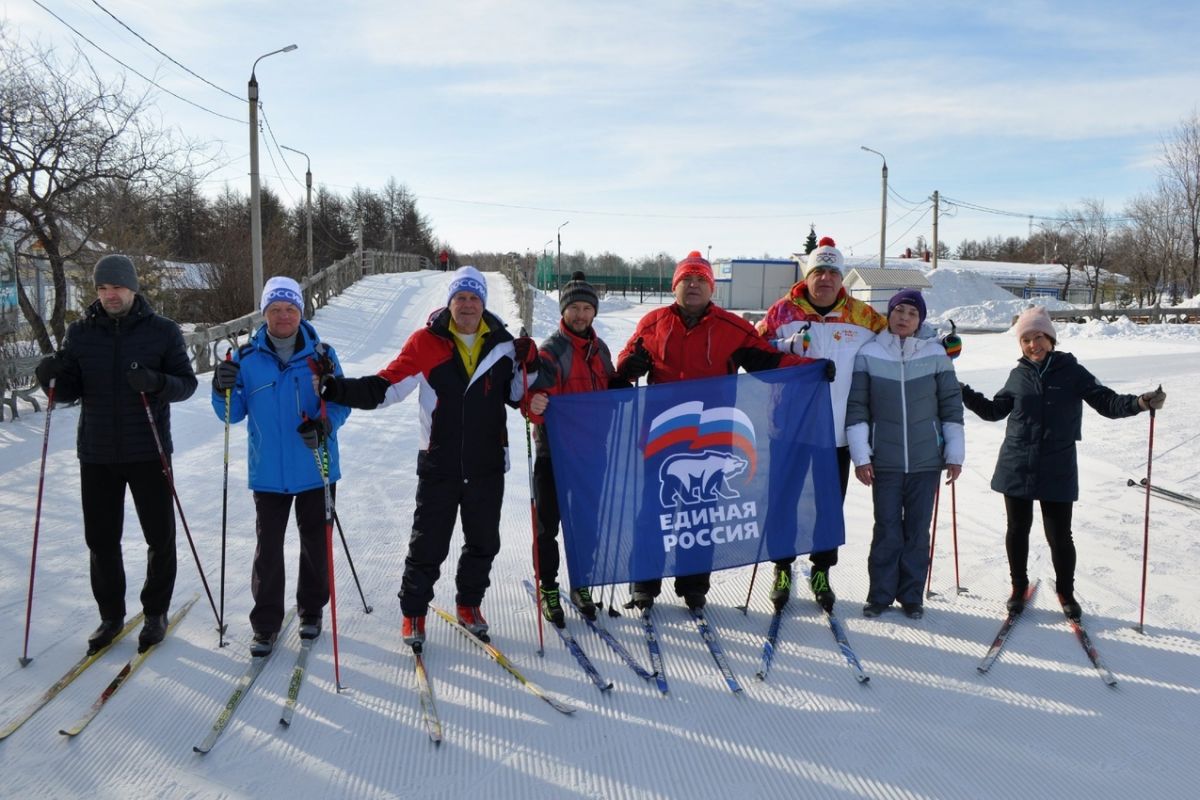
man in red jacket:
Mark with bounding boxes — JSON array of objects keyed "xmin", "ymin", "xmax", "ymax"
[
  {"xmin": 524, "ymin": 271, "xmax": 624, "ymax": 626},
  {"xmin": 615, "ymin": 251, "xmax": 819, "ymax": 611}
]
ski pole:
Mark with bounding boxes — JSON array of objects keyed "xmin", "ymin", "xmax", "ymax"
[
  {"xmin": 521, "ymin": 360, "xmax": 545, "ymax": 656},
  {"xmin": 951, "ymin": 479, "xmax": 967, "ymax": 594},
  {"xmin": 735, "ymin": 563, "xmax": 759, "ymax": 614},
  {"xmin": 217, "ymin": 344, "xmax": 234, "ymax": 647},
  {"xmin": 135, "ymin": 370, "xmax": 221, "ymax": 630},
  {"xmin": 332, "ymin": 510, "xmax": 372, "ymax": 613},
  {"xmin": 313, "ymin": 441, "xmax": 343, "ymax": 690},
  {"xmin": 925, "ymin": 483, "xmax": 940, "ymax": 599},
  {"xmin": 305, "ymin": 349, "xmax": 344, "ymax": 688},
  {"xmin": 20, "ymin": 379, "xmax": 55, "ymax": 667},
  {"xmin": 1136, "ymin": 394, "xmax": 1158, "ymax": 634}
]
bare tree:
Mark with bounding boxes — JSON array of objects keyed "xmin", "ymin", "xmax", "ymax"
[
  {"xmin": 1, "ymin": 27, "xmax": 193, "ymax": 351},
  {"xmin": 1123, "ymin": 185, "xmax": 1187, "ymax": 305},
  {"xmin": 1159, "ymin": 111, "xmax": 1200, "ymax": 296},
  {"xmin": 1060, "ymin": 200, "xmax": 1116, "ymax": 307}
]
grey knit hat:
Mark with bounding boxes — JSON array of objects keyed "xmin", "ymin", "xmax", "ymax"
[
  {"xmin": 559, "ymin": 271, "xmax": 599, "ymax": 314},
  {"xmin": 93, "ymin": 254, "xmax": 139, "ymax": 292}
]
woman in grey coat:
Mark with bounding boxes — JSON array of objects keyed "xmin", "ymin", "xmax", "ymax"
[
  {"xmin": 959, "ymin": 306, "xmax": 1165, "ymax": 621},
  {"xmin": 847, "ymin": 290, "xmax": 964, "ymax": 620}
]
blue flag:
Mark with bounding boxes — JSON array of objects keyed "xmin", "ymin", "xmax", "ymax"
[{"xmin": 544, "ymin": 362, "xmax": 844, "ymax": 589}]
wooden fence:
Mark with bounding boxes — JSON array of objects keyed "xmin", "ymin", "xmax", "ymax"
[{"xmin": 1043, "ymin": 307, "xmax": 1200, "ymax": 325}]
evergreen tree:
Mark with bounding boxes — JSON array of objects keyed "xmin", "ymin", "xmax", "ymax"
[{"xmin": 804, "ymin": 225, "xmax": 819, "ymax": 254}]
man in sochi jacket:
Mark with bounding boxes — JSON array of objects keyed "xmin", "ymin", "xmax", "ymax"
[
  {"xmin": 317, "ymin": 267, "xmax": 537, "ymax": 649},
  {"xmin": 845, "ymin": 290, "xmax": 964, "ymax": 619},
  {"xmin": 756, "ymin": 236, "xmax": 887, "ymax": 612}
]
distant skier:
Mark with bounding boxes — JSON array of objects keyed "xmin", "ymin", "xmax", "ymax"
[{"xmin": 959, "ymin": 305, "xmax": 1165, "ymax": 621}]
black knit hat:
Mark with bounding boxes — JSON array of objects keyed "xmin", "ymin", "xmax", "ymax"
[{"xmin": 560, "ymin": 271, "xmax": 599, "ymax": 314}]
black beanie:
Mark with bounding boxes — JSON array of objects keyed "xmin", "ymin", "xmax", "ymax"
[
  {"xmin": 560, "ymin": 271, "xmax": 599, "ymax": 314},
  {"xmin": 93, "ymin": 254, "xmax": 139, "ymax": 292}
]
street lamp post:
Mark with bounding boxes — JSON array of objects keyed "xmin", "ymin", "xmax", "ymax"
[
  {"xmin": 861, "ymin": 146, "xmax": 888, "ymax": 269},
  {"xmin": 249, "ymin": 44, "xmax": 298, "ymax": 310},
  {"xmin": 541, "ymin": 239, "xmax": 553, "ymax": 290},
  {"xmin": 279, "ymin": 145, "xmax": 312, "ymax": 281},
  {"xmin": 556, "ymin": 220, "xmax": 570, "ymax": 293}
]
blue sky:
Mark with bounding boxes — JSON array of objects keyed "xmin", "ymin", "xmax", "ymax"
[{"xmin": 5, "ymin": 0, "xmax": 1198, "ymax": 264}]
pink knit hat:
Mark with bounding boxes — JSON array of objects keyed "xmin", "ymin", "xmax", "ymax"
[{"xmin": 1014, "ymin": 306, "xmax": 1056, "ymax": 342}]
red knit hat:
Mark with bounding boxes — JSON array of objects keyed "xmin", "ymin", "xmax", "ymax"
[{"xmin": 672, "ymin": 251, "xmax": 714, "ymax": 291}]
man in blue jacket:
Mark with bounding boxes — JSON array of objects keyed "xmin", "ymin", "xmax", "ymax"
[
  {"xmin": 36, "ymin": 254, "xmax": 198, "ymax": 653},
  {"xmin": 212, "ymin": 276, "xmax": 350, "ymax": 656}
]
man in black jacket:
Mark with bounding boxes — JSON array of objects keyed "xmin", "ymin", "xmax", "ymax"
[{"xmin": 35, "ymin": 254, "xmax": 198, "ymax": 653}]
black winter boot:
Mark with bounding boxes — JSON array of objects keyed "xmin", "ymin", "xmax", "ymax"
[
  {"xmin": 137, "ymin": 613, "xmax": 169, "ymax": 653},
  {"xmin": 87, "ymin": 618, "xmax": 124, "ymax": 654}
]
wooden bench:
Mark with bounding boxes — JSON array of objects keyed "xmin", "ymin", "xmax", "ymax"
[{"xmin": 0, "ymin": 356, "xmax": 44, "ymax": 421}]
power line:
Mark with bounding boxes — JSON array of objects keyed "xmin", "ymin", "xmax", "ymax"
[
  {"xmin": 257, "ymin": 104, "xmax": 298, "ymax": 204},
  {"xmin": 87, "ymin": 0, "xmax": 242, "ymax": 102},
  {"xmin": 29, "ymin": 0, "xmax": 245, "ymax": 125},
  {"xmin": 411, "ymin": 193, "xmax": 876, "ymax": 222},
  {"xmin": 940, "ymin": 195, "xmax": 1135, "ymax": 225}
]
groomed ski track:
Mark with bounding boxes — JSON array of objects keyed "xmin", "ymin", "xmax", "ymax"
[{"xmin": 1, "ymin": 271, "xmax": 1199, "ymax": 799}]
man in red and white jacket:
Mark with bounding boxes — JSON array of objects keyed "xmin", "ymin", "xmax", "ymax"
[
  {"xmin": 319, "ymin": 266, "xmax": 537, "ymax": 649},
  {"xmin": 756, "ymin": 237, "xmax": 887, "ymax": 613},
  {"xmin": 615, "ymin": 251, "xmax": 825, "ymax": 612}
]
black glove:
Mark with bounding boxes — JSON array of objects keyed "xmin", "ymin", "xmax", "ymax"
[
  {"xmin": 823, "ymin": 359, "xmax": 836, "ymax": 382},
  {"xmin": 212, "ymin": 360, "xmax": 240, "ymax": 392},
  {"xmin": 1139, "ymin": 387, "xmax": 1166, "ymax": 411},
  {"xmin": 618, "ymin": 339, "xmax": 652, "ymax": 381},
  {"xmin": 297, "ymin": 416, "xmax": 332, "ymax": 449},
  {"xmin": 127, "ymin": 366, "xmax": 165, "ymax": 394},
  {"xmin": 36, "ymin": 354, "xmax": 64, "ymax": 388},
  {"xmin": 308, "ymin": 346, "xmax": 336, "ymax": 377},
  {"xmin": 317, "ymin": 374, "xmax": 344, "ymax": 403},
  {"xmin": 513, "ymin": 336, "xmax": 538, "ymax": 368}
]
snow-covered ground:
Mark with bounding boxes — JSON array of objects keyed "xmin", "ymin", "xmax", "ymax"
[{"xmin": 1, "ymin": 271, "xmax": 1198, "ymax": 799}]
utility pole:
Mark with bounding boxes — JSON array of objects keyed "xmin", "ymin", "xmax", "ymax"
[
  {"xmin": 931, "ymin": 190, "xmax": 939, "ymax": 270},
  {"xmin": 557, "ymin": 220, "xmax": 569, "ymax": 293},
  {"xmin": 861, "ymin": 146, "xmax": 888, "ymax": 269}
]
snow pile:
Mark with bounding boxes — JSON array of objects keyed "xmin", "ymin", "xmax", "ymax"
[{"xmin": 922, "ymin": 267, "xmax": 1074, "ymax": 330}]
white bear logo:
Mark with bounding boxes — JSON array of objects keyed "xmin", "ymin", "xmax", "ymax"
[{"xmin": 659, "ymin": 450, "xmax": 749, "ymax": 507}]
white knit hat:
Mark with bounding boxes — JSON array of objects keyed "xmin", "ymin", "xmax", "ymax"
[
  {"xmin": 446, "ymin": 265, "xmax": 488, "ymax": 307},
  {"xmin": 261, "ymin": 276, "xmax": 304, "ymax": 314},
  {"xmin": 805, "ymin": 237, "xmax": 844, "ymax": 278}
]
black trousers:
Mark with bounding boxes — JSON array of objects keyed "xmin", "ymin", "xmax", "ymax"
[
  {"xmin": 1003, "ymin": 495, "xmax": 1076, "ymax": 594},
  {"xmin": 775, "ymin": 445, "xmax": 852, "ymax": 572},
  {"xmin": 533, "ymin": 455, "xmax": 565, "ymax": 589},
  {"xmin": 400, "ymin": 472, "xmax": 504, "ymax": 617},
  {"xmin": 250, "ymin": 485, "xmax": 332, "ymax": 634},
  {"xmin": 80, "ymin": 460, "xmax": 177, "ymax": 620}
]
